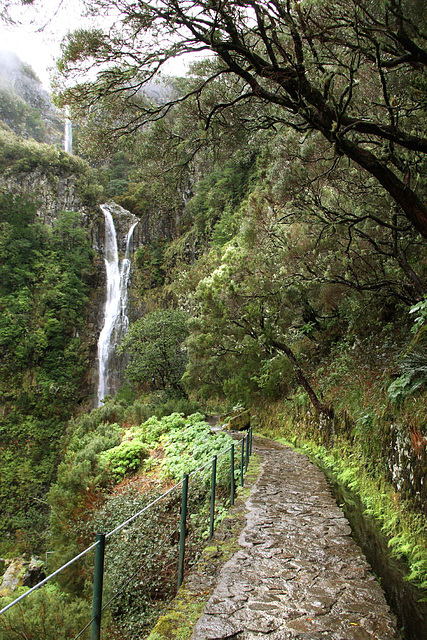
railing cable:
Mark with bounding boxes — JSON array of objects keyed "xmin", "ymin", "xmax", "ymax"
[
  {"xmin": 73, "ymin": 615, "xmax": 97, "ymax": 640},
  {"xmin": 0, "ymin": 541, "xmax": 99, "ymax": 616},
  {"xmin": 105, "ymin": 479, "xmax": 183, "ymax": 538}
]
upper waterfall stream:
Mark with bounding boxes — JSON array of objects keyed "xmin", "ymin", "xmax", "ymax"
[
  {"xmin": 97, "ymin": 204, "xmax": 138, "ymax": 406},
  {"xmin": 64, "ymin": 109, "xmax": 73, "ymax": 154}
]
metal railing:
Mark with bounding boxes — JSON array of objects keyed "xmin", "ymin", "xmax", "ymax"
[{"xmin": 0, "ymin": 426, "xmax": 254, "ymax": 640}]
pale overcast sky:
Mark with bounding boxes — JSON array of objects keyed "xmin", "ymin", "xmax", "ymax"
[
  {"xmin": 0, "ymin": 0, "xmax": 192, "ymax": 90},
  {"xmin": 0, "ymin": 0, "xmax": 90, "ymax": 88}
]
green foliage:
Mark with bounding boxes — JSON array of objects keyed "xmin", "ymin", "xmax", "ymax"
[
  {"xmin": 387, "ymin": 372, "xmax": 424, "ymax": 404},
  {"xmin": 0, "ymin": 193, "xmax": 96, "ymax": 550},
  {"xmin": 48, "ymin": 403, "xmax": 124, "ymax": 556},
  {"xmin": 0, "ymin": 129, "xmax": 103, "ymax": 206},
  {"xmin": 125, "ymin": 413, "xmax": 176, "ymax": 447},
  {"xmin": 91, "ymin": 487, "xmax": 183, "ymax": 639},
  {"xmin": 134, "ymin": 242, "xmax": 166, "ymax": 290},
  {"xmin": 0, "ymin": 88, "xmax": 47, "ymax": 142},
  {"xmin": 184, "ymin": 232, "xmax": 315, "ymax": 405},
  {"xmin": 161, "ymin": 413, "xmax": 233, "ymax": 485},
  {"xmin": 48, "ymin": 407, "xmax": 224, "ymax": 569},
  {"xmin": 119, "ymin": 309, "xmax": 189, "ymax": 393},
  {"xmin": 387, "ymin": 298, "xmax": 427, "ymax": 403},
  {"xmin": 98, "ymin": 151, "xmax": 135, "ymax": 197},
  {"xmin": 409, "ymin": 297, "xmax": 427, "ymax": 336},
  {"xmin": 100, "ymin": 440, "xmax": 149, "ymax": 481},
  {"xmin": 123, "ymin": 392, "xmax": 200, "ymax": 425},
  {"xmin": 0, "ymin": 584, "xmax": 90, "ymax": 640},
  {"xmin": 185, "ymin": 150, "xmax": 257, "ymax": 242},
  {"xmin": 0, "ymin": 129, "xmax": 80, "ymax": 174}
]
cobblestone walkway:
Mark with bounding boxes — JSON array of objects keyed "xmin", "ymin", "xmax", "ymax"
[{"xmin": 192, "ymin": 439, "xmax": 398, "ymax": 640}]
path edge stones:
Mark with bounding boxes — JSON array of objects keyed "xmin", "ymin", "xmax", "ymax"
[{"xmin": 145, "ymin": 451, "xmax": 263, "ymax": 640}]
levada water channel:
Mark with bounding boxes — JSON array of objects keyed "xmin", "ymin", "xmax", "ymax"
[{"xmin": 324, "ymin": 468, "xmax": 427, "ymax": 640}]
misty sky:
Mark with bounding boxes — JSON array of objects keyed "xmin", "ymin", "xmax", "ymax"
[
  {"xmin": 0, "ymin": 0, "xmax": 91, "ymax": 88},
  {"xmin": 0, "ymin": 0, "xmax": 192, "ymax": 91}
]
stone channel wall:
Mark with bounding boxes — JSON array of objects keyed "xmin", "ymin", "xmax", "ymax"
[{"xmin": 257, "ymin": 403, "xmax": 427, "ymax": 514}]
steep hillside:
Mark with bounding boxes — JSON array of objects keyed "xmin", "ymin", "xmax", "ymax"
[
  {"xmin": 0, "ymin": 128, "xmax": 104, "ymax": 549},
  {"xmin": 0, "ymin": 3, "xmax": 426, "ymax": 634},
  {"xmin": 0, "ymin": 50, "xmax": 63, "ymax": 144}
]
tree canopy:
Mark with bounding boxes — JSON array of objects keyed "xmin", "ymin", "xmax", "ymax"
[
  {"xmin": 58, "ymin": 0, "xmax": 426, "ymax": 235},
  {"xmin": 118, "ymin": 308, "xmax": 189, "ymax": 393}
]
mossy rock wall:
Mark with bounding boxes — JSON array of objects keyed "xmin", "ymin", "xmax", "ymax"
[
  {"xmin": 254, "ymin": 400, "xmax": 427, "ymax": 511},
  {"xmin": 225, "ymin": 411, "xmax": 250, "ymax": 431}
]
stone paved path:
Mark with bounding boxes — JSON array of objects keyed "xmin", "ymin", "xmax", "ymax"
[{"xmin": 192, "ymin": 439, "xmax": 399, "ymax": 640}]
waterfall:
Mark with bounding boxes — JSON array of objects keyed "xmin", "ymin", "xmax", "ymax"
[
  {"xmin": 64, "ymin": 116, "xmax": 73, "ymax": 154},
  {"xmin": 96, "ymin": 204, "xmax": 138, "ymax": 406},
  {"xmin": 120, "ymin": 220, "xmax": 138, "ymax": 333}
]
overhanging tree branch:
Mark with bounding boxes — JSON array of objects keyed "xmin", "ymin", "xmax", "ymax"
[{"xmin": 60, "ymin": 0, "xmax": 426, "ymax": 235}]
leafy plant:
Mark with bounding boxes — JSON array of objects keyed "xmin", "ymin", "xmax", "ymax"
[
  {"xmin": 119, "ymin": 309, "xmax": 189, "ymax": 394},
  {"xmin": 409, "ymin": 297, "xmax": 427, "ymax": 336},
  {"xmin": 387, "ymin": 372, "xmax": 425, "ymax": 404},
  {"xmin": 100, "ymin": 440, "xmax": 149, "ymax": 481},
  {"xmin": 161, "ymin": 413, "xmax": 233, "ymax": 486},
  {"xmin": 0, "ymin": 584, "xmax": 91, "ymax": 640},
  {"xmin": 387, "ymin": 300, "xmax": 427, "ymax": 403}
]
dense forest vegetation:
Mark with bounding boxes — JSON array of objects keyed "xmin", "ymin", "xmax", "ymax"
[{"xmin": 0, "ymin": 0, "xmax": 426, "ymax": 637}]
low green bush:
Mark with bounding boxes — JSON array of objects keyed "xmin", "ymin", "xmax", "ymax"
[
  {"xmin": 161, "ymin": 413, "xmax": 233, "ymax": 486},
  {"xmin": 0, "ymin": 584, "xmax": 92, "ymax": 640},
  {"xmin": 99, "ymin": 439, "xmax": 149, "ymax": 481}
]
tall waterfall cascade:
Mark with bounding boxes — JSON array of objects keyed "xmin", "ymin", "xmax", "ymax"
[{"xmin": 97, "ymin": 203, "xmax": 138, "ymax": 406}]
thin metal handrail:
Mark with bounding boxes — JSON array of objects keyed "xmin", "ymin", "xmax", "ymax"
[
  {"xmin": 188, "ymin": 457, "xmax": 214, "ymax": 477},
  {"xmin": 106, "ymin": 479, "xmax": 183, "ymax": 538},
  {"xmin": 0, "ymin": 429, "xmax": 251, "ymax": 621},
  {"xmin": 183, "ymin": 442, "xmax": 238, "ymax": 479},
  {"xmin": 0, "ymin": 541, "xmax": 99, "ymax": 616},
  {"xmin": 217, "ymin": 444, "xmax": 234, "ymax": 459},
  {"xmin": 73, "ymin": 615, "xmax": 97, "ymax": 640}
]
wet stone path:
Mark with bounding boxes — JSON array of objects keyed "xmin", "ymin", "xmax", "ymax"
[{"xmin": 192, "ymin": 439, "xmax": 399, "ymax": 640}]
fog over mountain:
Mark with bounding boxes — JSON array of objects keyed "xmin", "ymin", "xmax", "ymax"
[{"xmin": 0, "ymin": 49, "xmax": 63, "ymax": 143}]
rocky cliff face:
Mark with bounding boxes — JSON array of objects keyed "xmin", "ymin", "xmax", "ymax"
[
  {"xmin": 0, "ymin": 167, "xmax": 98, "ymax": 225},
  {"xmin": 132, "ymin": 204, "xmax": 179, "ymax": 247}
]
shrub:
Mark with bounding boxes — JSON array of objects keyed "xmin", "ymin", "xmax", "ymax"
[
  {"xmin": 161, "ymin": 413, "xmax": 233, "ymax": 486},
  {"xmin": 100, "ymin": 440, "xmax": 149, "ymax": 481},
  {"xmin": 0, "ymin": 584, "xmax": 91, "ymax": 640}
]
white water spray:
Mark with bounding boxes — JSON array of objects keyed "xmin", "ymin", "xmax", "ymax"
[
  {"xmin": 64, "ymin": 108, "xmax": 73, "ymax": 154},
  {"xmin": 120, "ymin": 220, "xmax": 138, "ymax": 333},
  {"xmin": 96, "ymin": 204, "xmax": 137, "ymax": 406}
]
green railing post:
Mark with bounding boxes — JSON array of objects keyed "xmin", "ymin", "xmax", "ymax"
[
  {"xmin": 209, "ymin": 456, "xmax": 217, "ymax": 540},
  {"xmin": 249, "ymin": 426, "xmax": 253, "ymax": 455},
  {"xmin": 245, "ymin": 429, "xmax": 250, "ymax": 471},
  {"xmin": 178, "ymin": 474, "xmax": 189, "ymax": 588},
  {"xmin": 240, "ymin": 436, "xmax": 245, "ymax": 487},
  {"xmin": 230, "ymin": 444, "xmax": 235, "ymax": 506},
  {"xmin": 90, "ymin": 533, "xmax": 105, "ymax": 640}
]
